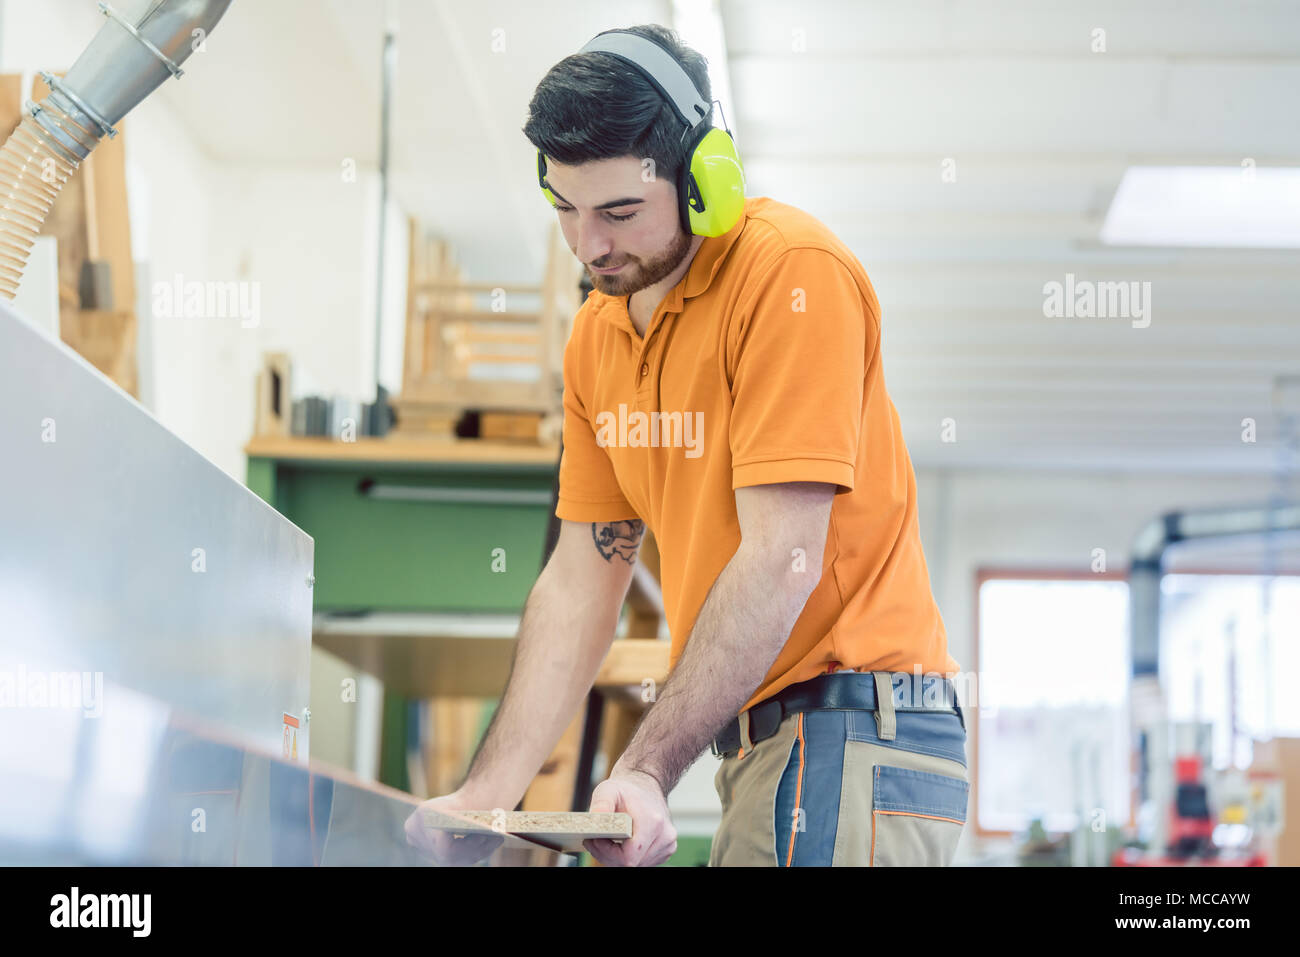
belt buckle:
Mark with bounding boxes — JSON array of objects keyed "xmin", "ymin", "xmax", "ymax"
[
  {"xmin": 710, "ymin": 718, "xmax": 732, "ymax": 759},
  {"xmin": 711, "ymin": 710, "xmax": 748, "ymax": 759}
]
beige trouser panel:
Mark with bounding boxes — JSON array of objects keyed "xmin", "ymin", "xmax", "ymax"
[
  {"xmin": 837, "ymin": 675, "xmax": 967, "ymax": 865},
  {"xmin": 873, "ymin": 671, "xmax": 897, "ymax": 740},
  {"xmin": 710, "ymin": 674, "xmax": 970, "ymax": 867},
  {"xmin": 832, "ymin": 738, "xmax": 968, "ymax": 866},
  {"xmin": 708, "ymin": 711, "xmax": 800, "ymax": 867}
]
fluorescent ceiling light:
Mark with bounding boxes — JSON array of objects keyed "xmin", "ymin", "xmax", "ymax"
[
  {"xmin": 671, "ymin": 0, "xmax": 738, "ymax": 142},
  {"xmin": 1101, "ymin": 165, "xmax": 1300, "ymax": 248}
]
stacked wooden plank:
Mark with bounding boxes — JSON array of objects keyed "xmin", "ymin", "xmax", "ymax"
[{"xmin": 392, "ymin": 218, "xmax": 581, "ymax": 441}]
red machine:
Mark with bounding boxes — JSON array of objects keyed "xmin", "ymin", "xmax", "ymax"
[{"xmin": 1168, "ymin": 755, "xmax": 1216, "ymax": 857}]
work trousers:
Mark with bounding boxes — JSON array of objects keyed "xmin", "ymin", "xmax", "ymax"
[{"xmin": 708, "ymin": 671, "xmax": 970, "ymax": 866}]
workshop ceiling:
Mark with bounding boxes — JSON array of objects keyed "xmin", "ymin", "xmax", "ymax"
[{"xmin": 143, "ymin": 0, "xmax": 1300, "ymax": 474}]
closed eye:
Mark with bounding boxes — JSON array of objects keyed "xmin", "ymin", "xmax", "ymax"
[{"xmin": 555, "ymin": 205, "xmax": 638, "ymax": 222}]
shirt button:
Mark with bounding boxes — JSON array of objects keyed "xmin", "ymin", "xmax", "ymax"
[{"xmin": 640, "ymin": 363, "xmax": 649, "ymax": 377}]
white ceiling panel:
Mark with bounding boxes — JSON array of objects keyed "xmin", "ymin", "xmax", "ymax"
[{"xmin": 95, "ymin": 0, "xmax": 1300, "ymax": 473}]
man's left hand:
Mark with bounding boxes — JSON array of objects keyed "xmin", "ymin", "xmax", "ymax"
[{"xmin": 584, "ymin": 767, "xmax": 677, "ymax": 867}]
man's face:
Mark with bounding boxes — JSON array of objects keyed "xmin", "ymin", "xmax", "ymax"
[{"xmin": 543, "ymin": 155, "xmax": 693, "ymax": 297}]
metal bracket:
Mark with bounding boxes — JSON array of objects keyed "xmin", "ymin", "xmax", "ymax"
[
  {"xmin": 98, "ymin": 1, "xmax": 186, "ymax": 79},
  {"xmin": 37, "ymin": 72, "xmax": 118, "ymax": 139}
]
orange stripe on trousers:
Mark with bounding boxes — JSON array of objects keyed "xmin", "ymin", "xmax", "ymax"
[
  {"xmin": 874, "ymin": 809, "xmax": 965, "ymax": 826},
  {"xmin": 784, "ymin": 713, "xmax": 806, "ymax": 867}
]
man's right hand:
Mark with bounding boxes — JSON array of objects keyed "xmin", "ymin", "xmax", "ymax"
[{"xmin": 403, "ymin": 790, "xmax": 506, "ymax": 867}]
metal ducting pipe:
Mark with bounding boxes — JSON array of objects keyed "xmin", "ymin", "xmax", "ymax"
[
  {"xmin": 1129, "ymin": 501, "xmax": 1300, "ymax": 676},
  {"xmin": 0, "ymin": 0, "xmax": 234, "ymax": 298}
]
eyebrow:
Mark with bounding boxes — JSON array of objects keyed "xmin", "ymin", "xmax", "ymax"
[{"xmin": 547, "ymin": 187, "xmax": 645, "ymax": 210}]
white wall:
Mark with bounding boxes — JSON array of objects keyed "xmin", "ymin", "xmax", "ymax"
[
  {"xmin": 142, "ymin": 165, "xmax": 407, "ymax": 481},
  {"xmin": 1, "ymin": 0, "xmax": 406, "ymax": 482},
  {"xmin": 187, "ymin": 165, "xmax": 369, "ymax": 477},
  {"xmin": 126, "ymin": 96, "xmax": 218, "ymax": 459}
]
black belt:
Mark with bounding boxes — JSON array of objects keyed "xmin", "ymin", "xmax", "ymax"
[{"xmin": 711, "ymin": 672, "xmax": 961, "ymax": 758}]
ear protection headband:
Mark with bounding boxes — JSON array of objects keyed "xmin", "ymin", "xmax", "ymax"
[{"xmin": 536, "ymin": 30, "xmax": 746, "ymax": 237}]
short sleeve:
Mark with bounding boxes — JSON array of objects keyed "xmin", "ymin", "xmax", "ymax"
[
  {"xmin": 728, "ymin": 248, "xmax": 870, "ymax": 493},
  {"xmin": 555, "ymin": 314, "xmax": 640, "ymax": 522}
]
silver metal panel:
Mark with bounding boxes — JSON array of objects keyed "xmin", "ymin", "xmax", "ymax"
[
  {"xmin": 0, "ymin": 303, "xmax": 313, "ymax": 761},
  {"xmin": 0, "ymin": 677, "xmax": 553, "ymax": 865}
]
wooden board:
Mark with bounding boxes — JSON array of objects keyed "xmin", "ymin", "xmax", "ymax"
[
  {"xmin": 480, "ymin": 411, "xmax": 544, "ymax": 441},
  {"xmin": 419, "ymin": 808, "xmax": 632, "ymax": 854},
  {"xmin": 254, "ymin": 352, "xmax": 292, "ymax": 437},
  {"xmin": 314, "ymin": 625, "xmax": 670, "ymax": 700},
  {"xmin": 58, "ymin": 307, "xmax": 137, "ymax": 393},
  {"xmin": 243, "ymin": 434, "xmax": 560, "ymax": 466}
]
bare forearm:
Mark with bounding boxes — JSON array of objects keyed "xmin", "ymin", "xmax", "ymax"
[
  {"xmin": 614, "ymin": 546, "xmax": 817, "ymax": 795},
  {"xmin": 459, "ymin": 565, "xmax": 619, "ymax": 808}
]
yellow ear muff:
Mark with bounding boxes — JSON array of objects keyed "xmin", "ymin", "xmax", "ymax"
[
  {"xmin": 685, "ymin": 126, "xmax": 746, "ymax": 237},
  {"xmin": 539, "ymin": 132, "xmax": 747, "ymax": 237},
  {"xmin": 537, "ymin": 150, "xmax": 557, "ymax": 207}
]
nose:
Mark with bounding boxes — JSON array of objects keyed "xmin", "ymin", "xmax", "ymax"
[{"xmin": 572, "ymin": 215, "xmax": 614, "ymax": 266}]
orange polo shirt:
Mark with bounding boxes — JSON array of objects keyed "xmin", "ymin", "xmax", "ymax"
[{"xmin": 556, "ymin": 195, "xmax": 958, "ymax": 714}]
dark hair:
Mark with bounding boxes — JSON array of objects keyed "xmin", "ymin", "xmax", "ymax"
[{"xmin": 522, "ymin": 24, "xmax": 712, "ymax": 190}]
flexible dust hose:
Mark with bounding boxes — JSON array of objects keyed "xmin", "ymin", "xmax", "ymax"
[
  {"xmin": 0, "ymin": 0, "xmax": 233, "ymax": 300},
  {"xmin": 0, "ymin": 113, "xmax": 80, "ymax": 299}
]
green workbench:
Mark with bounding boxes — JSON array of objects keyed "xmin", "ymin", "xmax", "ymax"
[
  {"xmin": 243, "ymin": 435, "xmax": 711, "ymax": 867},
  {"xmin": 245, "ymin": 436, "xmax": 559, "ymax": 614}
]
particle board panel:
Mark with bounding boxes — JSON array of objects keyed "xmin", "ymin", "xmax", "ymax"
[
  {"xmin": 420, "ymin": 808, "xmax": 632, "ymax": 854},
  {"xmin": 519, "ymin": 706, "xmax": 589, "ymax": 864}
]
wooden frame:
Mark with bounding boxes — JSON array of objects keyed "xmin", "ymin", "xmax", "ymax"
[
  {"xmin": 392, "ymin": 218, "xmax": 581, "ymax": 438},
  {"xmin": 253, "ymin": 352, "xmax": 292, "ymax": 438}
]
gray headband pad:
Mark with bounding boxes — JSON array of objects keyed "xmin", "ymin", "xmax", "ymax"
[{"xmin": 578, "ymin": 31, "xmax": 711, "ymax": 129}]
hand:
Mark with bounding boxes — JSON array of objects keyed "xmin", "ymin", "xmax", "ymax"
[
  {"xmin": 403, "ymin": 790, "xmax": 505, "ymax": 866},
  {"xmin": 584, "ymin": 767, "xmax": 677, "ymax": 867}
]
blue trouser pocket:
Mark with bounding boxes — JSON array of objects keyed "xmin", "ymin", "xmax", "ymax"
[
  {"xmin": 773, "ymin": 706, "xmax": 970, "ymax": 866},
  {"xmin": 869, "ymin": 763, "xmax": 969, "ymax": 866}
]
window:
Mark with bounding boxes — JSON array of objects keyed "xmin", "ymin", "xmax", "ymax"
[
  {"xmin": 975, "ymin": 576, "xmax": 1130, "ymax": 834},
  {"xmin": 1161, "ymin": 573, "xmax": 1300, "ymax": 768}
]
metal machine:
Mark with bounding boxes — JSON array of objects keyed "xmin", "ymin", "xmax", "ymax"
[{"xmin": 0, "ymin": 2, "xmax": 538, "ymax": 864}]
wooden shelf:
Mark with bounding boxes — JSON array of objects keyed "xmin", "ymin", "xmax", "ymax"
[
  {"xmin": 244, "ymin": 434, "xmax": 560, "ymax": 466},
  {"xmin": 312, "ymin": 611, "xmax": 669, "ymax": 699}
]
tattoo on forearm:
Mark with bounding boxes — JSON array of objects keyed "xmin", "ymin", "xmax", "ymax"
[{"xmin": 591, "ymin": 519, "xmax": 645, "ymax": 564}]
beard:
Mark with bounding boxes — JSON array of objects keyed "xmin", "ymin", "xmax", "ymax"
[{"xmin": 588, "ymin": 226, "xmax": 694, "ymax": 297}]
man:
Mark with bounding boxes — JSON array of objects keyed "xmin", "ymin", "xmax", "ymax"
[{"xmin": 405, "ymin": 23, "xmax": 968, "ymax": 867}]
